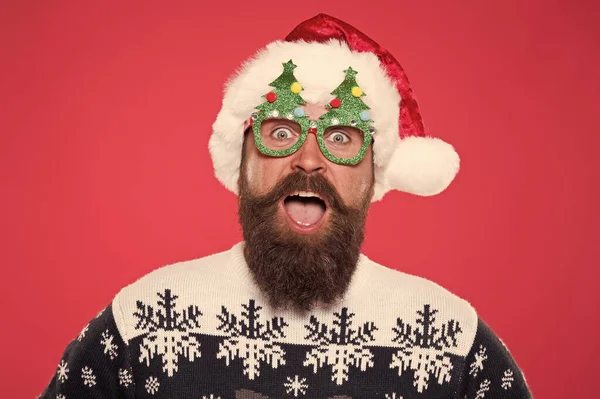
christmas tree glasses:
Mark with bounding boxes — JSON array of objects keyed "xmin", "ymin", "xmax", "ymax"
[{"xmin": 250, "ymin": 61, "xmax": 375, "ymax": 166}]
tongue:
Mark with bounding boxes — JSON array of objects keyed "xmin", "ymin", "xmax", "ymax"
[{"xmin": 285, "ymin": 200, "xmax": 325, "ymax": 226}]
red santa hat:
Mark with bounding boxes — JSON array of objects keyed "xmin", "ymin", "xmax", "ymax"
[{"xmin": 210, "ymin": 13, "xmax": 460, "ymax": 201}]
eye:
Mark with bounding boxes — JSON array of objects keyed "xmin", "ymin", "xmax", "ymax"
[
  {"xmin": 271, "ymin": 127, "xmax": 294, "ymax": 140},
  {"xmin": 326, "ymin": 131, "xmax": 350, "ymax": 144}
]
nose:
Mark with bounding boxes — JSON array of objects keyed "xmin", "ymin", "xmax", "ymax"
[{"xmin": 291, "ymin": 133, "xmax": 327, "ymax": 174}]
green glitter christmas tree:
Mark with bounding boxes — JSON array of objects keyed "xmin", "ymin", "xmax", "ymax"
[
  {"xmin": 320, "ymin": 67, "xmax": 374, "ymax": 133},
  {"xmin": 255, "ymin": 60, "xmax": 308, "ymax": 121}
]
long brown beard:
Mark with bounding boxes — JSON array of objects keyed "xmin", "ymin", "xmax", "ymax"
[{"xmin": 238, "ymin": 168, "xmax": 373, "ymax": 314}]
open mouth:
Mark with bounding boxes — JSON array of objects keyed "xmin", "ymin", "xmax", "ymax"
[{"xmin": 282, "ymin": 191, "xmax": 327, "ymax": 232}]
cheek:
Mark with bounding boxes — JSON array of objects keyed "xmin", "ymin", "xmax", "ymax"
[
  {"xmin": 244, "ymin": 152, "xmax": 288, "ymax": 196},
  {"xmin": 244, "ymin": 157, "xmax": 264, "ymax": 194},
  {"xmin": 333, "ymin": 168, "xmax": 374, "ymax": 206},
  {"xmin": 332, "ymin": 153, "xmax": 374, "ymax": 206},
  {"xmin": 354, "ymin": 179, "xmax": 374, "ymax": 198}
]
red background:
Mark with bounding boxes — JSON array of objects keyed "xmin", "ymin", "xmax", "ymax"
[{"xmin": 1, "ymin": 1, "xmax": 599, "ymax": 397}]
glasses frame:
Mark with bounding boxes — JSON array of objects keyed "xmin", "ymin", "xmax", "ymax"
[{"xmin": 251, "ymin": 113, "xmax": 373, "ymax": 166}]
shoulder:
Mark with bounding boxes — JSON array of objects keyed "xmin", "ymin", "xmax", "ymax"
[
  {"xmin": 357, "ymin": 253, "xmax": 477, "ymax": 316},
  {"xmin": 349, "ymin": 254, "xmax": 480, "ymax": 356},
  {"xmin": 110, "ymin": 242, "xmax": 252, "ymax": 342},
  {"xmin": 355, "ymin": 255, "xmax": 533, "ymax": 395}
]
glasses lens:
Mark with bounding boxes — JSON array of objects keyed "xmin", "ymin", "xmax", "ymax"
[
  {"xmin": 259, "ymin": 118, "xmax": 302, "ymax": 152},
  {"xmin": 322, "ymin": 126, "xmax": 365, "ymax": 159}
]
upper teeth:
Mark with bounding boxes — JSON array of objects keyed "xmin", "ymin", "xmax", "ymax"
[{"xmin": 294, "ymin": 191, "xmax": 320, "ymax": 199}]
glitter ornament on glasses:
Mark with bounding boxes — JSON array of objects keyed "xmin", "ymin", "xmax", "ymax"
[
  {"xmin": 251, "ymin": 62, "xmax": 375, "ymax": 166},
  {"xmin": 252, "ymin": 60, "xmax": 312, "ymax": 158},
  {"xmin": 316, "ymin": 67, "xmax": 374, "ymax": 165}
]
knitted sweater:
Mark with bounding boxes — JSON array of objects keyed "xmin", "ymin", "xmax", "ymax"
[{"xmin": 40, "ymin": 243, "xmax": 532, "ymax": 398}]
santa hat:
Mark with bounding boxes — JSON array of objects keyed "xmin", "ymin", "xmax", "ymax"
[{"xmin": 210, "ymin": 13, "xmax": 460, "ymax": 201}]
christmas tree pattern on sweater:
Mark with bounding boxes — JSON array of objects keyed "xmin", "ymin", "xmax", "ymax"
[{"xmin": 38, "ymin": 244, "xmax": 533, "ymax": 398}]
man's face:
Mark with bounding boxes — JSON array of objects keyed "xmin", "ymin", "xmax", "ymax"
[
  {"xmin": 238, "ymin": 104, "xmax": 375, "ymax": 313},
  {"xmin": 242, "ymin": 104, "xmax": 375, "ymax": 227}
]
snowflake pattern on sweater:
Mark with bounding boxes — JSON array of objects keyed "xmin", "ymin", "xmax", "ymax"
[
  {"xmin": 303, "ymin": 307, "xmax": 377, "ymax": 385},
  {"xmin": 133, "ymin": 288, "xmax": 203, "ymax": 377},
  {"xmin": 216, "ymin": 299, "xmax": 288, "ymax": 380},
  {"xmin": 389, "ymin": 304, "xmax": 462, "ymax": 393},
  {"xmin": 38, "ymin": 244, "xmax": 532, "ymax": 399}
]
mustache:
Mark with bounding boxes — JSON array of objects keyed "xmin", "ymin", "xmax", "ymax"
[{"xmin": 241, "ymin": 171, "xmax": 350, "ymax": 214}]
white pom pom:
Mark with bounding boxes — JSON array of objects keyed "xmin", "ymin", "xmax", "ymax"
[{"xmin": 385, "ymin": 136, "xmax": 460, "ymax": 196}]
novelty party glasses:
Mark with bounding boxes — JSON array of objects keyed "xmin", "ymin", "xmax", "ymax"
[{"xmin": 250, "ymin": 61, "xmax": 375, "ymax": 166}]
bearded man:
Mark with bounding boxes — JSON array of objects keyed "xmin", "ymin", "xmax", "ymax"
[{"xmin": 40, "ymin": 14, "xmax": 532, "ymax": 399}]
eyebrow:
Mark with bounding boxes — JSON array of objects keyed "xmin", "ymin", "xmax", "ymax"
[
  {"xmin": 267, "ymin": 120, "xmax": 301, "ymax": 129},
  {"xmin": 324, "ymin": 125, "xmax": 360, "ymax": 133}
]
